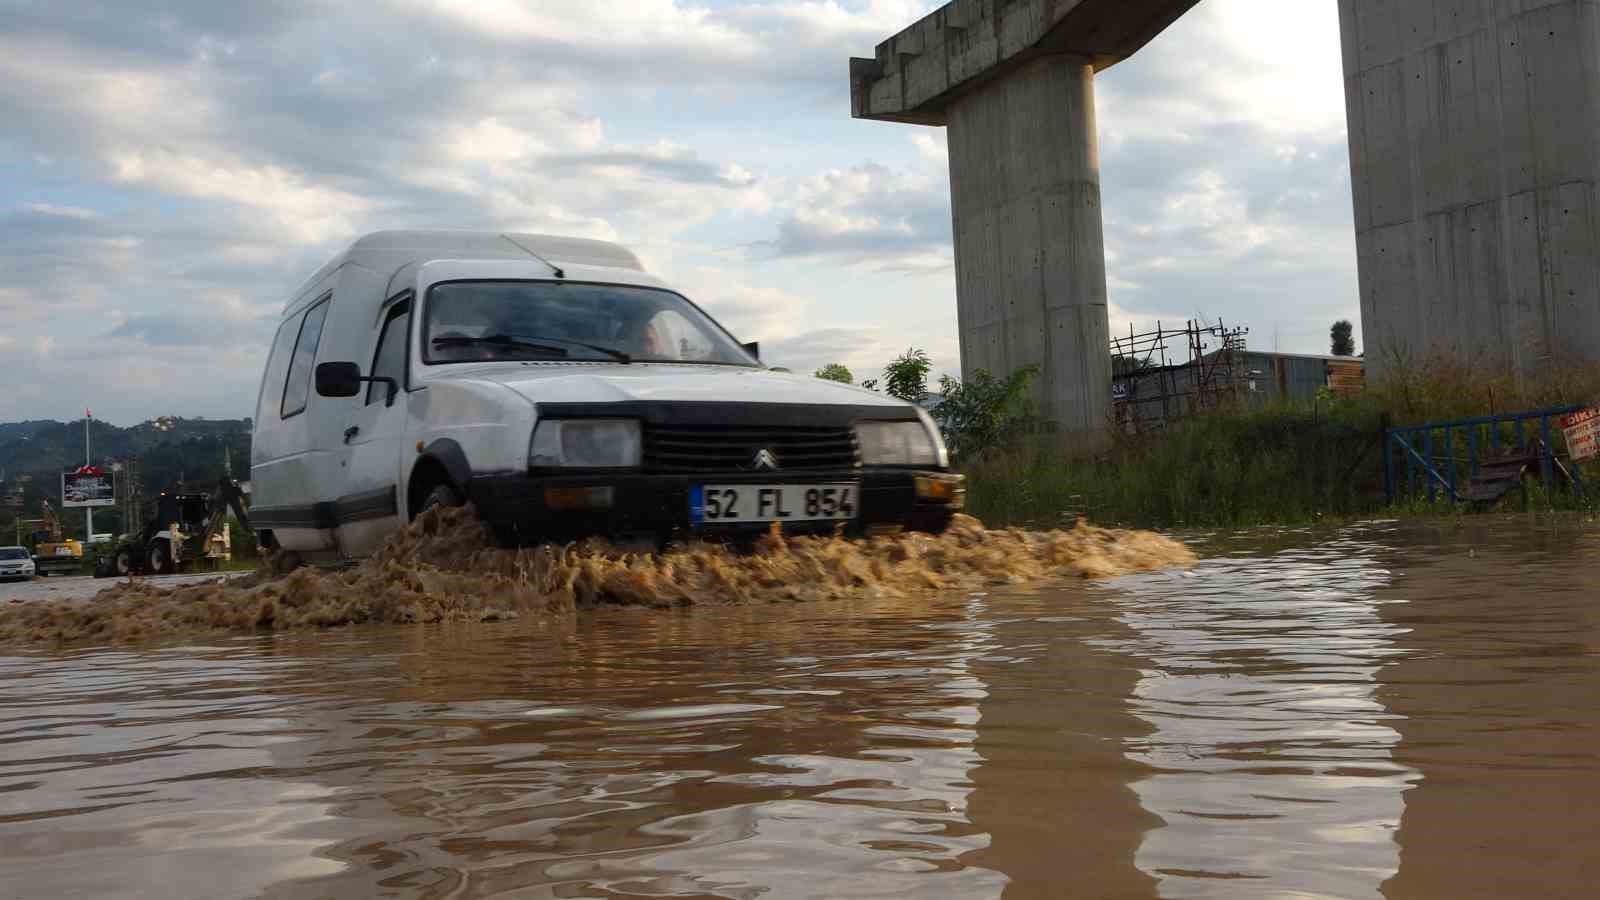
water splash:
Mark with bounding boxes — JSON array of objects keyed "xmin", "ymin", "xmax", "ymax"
[{"xmin": 0, "ymin": 508, "xmax": 1195, "ymax": 647}]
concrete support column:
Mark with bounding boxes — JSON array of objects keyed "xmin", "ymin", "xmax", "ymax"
[
  {"xmin": 1342, "ymin": 0, "xmax": 1600, "ymax": 380},
  {"xmin": 946, "ymin": 56, "xmax": 1110, "ymax": 436}
]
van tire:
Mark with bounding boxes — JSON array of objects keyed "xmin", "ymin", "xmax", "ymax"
[
  {"xmin": 267, "ymin": 549, "xmax": 303, "ymax": 577},
  {"xmin": 420, "ymin": 483, "xmax": 463, "ymax": 516},
  {"xmin": 147, "ymin": 539, "xmax": 173, "ymax": 576}
]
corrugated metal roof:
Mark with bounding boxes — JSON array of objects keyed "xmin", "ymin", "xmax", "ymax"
[
  {"xmin": 1204, "ymin": 349, "xmax": 1366, "ymax": 364},
  {"xmin": 1241, "ymin": 350, "xmax": 1364, "ymax": 363}
]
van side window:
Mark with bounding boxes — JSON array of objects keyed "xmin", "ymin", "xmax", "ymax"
[
  {"xmin": 256, "ymin": 317, "xmax": 301, "ymax": 425},
  {"xmin": 367, "ymin": 298, "xmax": 411, "ymax": 405},
  {"xmin": 281, "ymin": 297, "xmax": 331, "ymax": 419}
]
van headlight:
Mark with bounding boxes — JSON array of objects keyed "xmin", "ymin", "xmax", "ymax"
[
  {"xmin": 529, "ymin": 419, "xmax": 641, "ymax": 468},
  {"xmin": 855, "ymin": 417, "xmax": 947, "ymax": 468}
]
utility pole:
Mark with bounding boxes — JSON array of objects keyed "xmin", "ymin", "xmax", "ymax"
[{"xmin": 84, "ymin": 409, "xmax": 93, "ymax": 539}]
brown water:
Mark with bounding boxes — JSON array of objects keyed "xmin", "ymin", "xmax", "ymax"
[{"xmin": 1, "ymin": 517, "xmax": 1597, "ymax": 899}]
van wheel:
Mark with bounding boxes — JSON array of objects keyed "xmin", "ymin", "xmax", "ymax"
[
  {"xmin": 147, "ymin": 539, "xmax": 173, "ymax": 576},
  {"xmin": 419, "ymin": 483, "xmax": 463, "ymax": 516},
  {"xmin": 267, "ymin": 549, "xmax": 303, "ymax": 577}
]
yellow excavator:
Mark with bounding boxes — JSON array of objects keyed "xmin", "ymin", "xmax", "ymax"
[{"xmin": 30, "ymin": 500, "xmax": 84, "ymax": 577}]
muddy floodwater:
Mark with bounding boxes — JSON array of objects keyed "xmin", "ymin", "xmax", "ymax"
[{"xmin": 2, "ymin": 518, "xmax": 1597, "ymax": 899}]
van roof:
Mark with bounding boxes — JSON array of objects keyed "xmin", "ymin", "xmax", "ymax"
[{"xmin": 289, "ymin": 230, "xmax": 646, "ymax": 310}]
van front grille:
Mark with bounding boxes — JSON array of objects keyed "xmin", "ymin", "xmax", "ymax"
[{"xmin": 642, "ymin": 424, "xmax": 859, "ymax": 474}]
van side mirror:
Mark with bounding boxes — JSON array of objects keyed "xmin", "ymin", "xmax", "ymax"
[
  {"xmin": 741, "ymin": 341, "xmax": 760, "ymax": 361},
  {"xmin": 317, "ymin": 362, "xmax": 399, "ymax": 405},
  {"xmin": 316, "ymin": 362, "xmax": 363, "ymax": 398}
]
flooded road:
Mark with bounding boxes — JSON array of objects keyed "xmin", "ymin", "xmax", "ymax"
[{"xmin": 1, "ymin": 518, "xmax": 1596, "ymax": 899}]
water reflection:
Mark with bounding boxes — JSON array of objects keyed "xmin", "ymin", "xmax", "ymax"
[
  {"xmin": 0, "ymin": 651, "xmax": 344, "ymax": 898},
  {"xmin": 1, "ymin": 519, "xmax": 1598, "ymax": 898},
  {"xmin": 1106, "ymin": 535, "xmax": 1414, "ymax": 899},
  {"xmin": 1376, "ymin": 521, "xmax": 1600, "ymax": 900},
  {"xmin": 959, "ymin": 598, "xmax": 1163, "ymax": 900},
  {"xmin": 2, "ymin": 598, "xmax": 1017, "ymax": 899}
]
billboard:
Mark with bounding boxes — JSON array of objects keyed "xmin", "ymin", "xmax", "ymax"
[{"xmin": 62, "ymin": 468, "xmax": 115, "ymax": 508}]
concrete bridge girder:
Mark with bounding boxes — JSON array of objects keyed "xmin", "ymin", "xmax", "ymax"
[{"xmin": 852, "ymin": 0, "xmax": 1600, "ymax": 433}]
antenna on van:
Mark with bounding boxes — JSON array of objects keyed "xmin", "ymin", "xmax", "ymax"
[{"xmin": 501, "ymin": 234, "xmax": 565, "ymax": 279}]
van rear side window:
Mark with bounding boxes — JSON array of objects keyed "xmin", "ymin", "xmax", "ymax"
[
  {"xmin": 281, "ymin": 298, "xmax": 331, "ymax": 419},
  {"xmin": 256, "ymin": 318, "xmax": 300, "ymax": 425}
]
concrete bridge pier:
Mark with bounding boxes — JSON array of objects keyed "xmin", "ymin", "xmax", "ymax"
[
  {"xmin": 851, "ymin": 0, "xmax": 1199, "ymax": 437},
  {"xmin": 946, "ymin": 55, "xmax": 1108, "ymax": 435},
  {"xmin": 857, "ymin": 0, "xmax": 1600, "ymax": 426}
]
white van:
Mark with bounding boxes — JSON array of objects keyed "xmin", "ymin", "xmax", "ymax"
[{"xmin": 249, "ymin": 231, "xmax": 964, "ymax": 561}]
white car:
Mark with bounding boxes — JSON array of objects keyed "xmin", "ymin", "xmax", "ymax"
[
  {"xmin": 249, "ymin": 231, "xmax": 964, "ymax": 562},
  {"xmin": 0, "ymin": 546, "xmax": 36, "ymax": 581}
]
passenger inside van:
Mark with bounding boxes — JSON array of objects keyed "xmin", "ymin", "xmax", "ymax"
[{"xmin": 629, "ymin": 309, "xmax": 705, "ymax": 361}]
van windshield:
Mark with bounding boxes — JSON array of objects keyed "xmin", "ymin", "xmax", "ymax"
[{"xmin": 422, "ymin": 281, "xmax": 758, "ymax": 367}]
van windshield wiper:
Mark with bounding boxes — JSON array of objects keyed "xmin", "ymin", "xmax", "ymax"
[
  {"xmin": 512, "ymin": 335, "xmax": 632, "ymax": 363},
  {"xmin": 431, "ymin": 334, "xmax": 631, "ymax": 363}
]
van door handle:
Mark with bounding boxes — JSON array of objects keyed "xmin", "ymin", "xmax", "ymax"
[{"xmin": 344, "ymin": 426, "xmax": 360, "ymax": 443}]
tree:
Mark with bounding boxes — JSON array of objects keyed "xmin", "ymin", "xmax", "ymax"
[
  {"xmin": 881, "ymin": 348, "xmax": 931, "ymax": 404},
  {"xmin": 814, "ymin": 363, "xmax": 854, "ymax": 384},
  {"xmin": 931, "ymin": 366, "xmax": 1040, "ymax": 462},
  {"xmin": 1330, "ymin": 320, "xmax": 1356, "ymax": 357}
]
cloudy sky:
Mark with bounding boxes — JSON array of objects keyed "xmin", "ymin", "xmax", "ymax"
[{"xmin": 1, "ymin": 0, "xmax": 1355, "ymax": 426}]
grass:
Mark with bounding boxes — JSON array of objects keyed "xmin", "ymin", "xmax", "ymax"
[{"xmin": 960, "ymin": 357, "xmax": 1600, "ymax": 531}]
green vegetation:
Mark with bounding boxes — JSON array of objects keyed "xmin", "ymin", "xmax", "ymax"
[
  {"xmin": 932, "ymin": 366, "xmax": 1040, "ymax": 462},
  {"xmin": 859, "ymin": 344, "xmax": 1600, "ymax": 530},
  {"xmin": 1331, "ymin": 320, "xmax": 1356, "ymax": 357},
  {"xmin": 0, "ymin": 416, "xmax": 251, "ymax": 541},
  {"xmin": 814, "ymin": 363, "xmax": 854, "ymax": 384},
  {"xmin": 962, "ymin": 405, "xmax": 1388, "ymax": 529},
  {"xmin": 860, "ymin": 348, "xmax": 931, "ymax": 402}
]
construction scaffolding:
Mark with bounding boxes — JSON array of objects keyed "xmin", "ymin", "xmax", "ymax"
[{"xmin": 1111, "ymin": 319, "xmax": 1250, "ymax": 434}]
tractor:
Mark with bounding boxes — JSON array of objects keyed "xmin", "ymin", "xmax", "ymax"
[{"xmin": 95, "ymin": 478, "xmax": 252, "ymax": 577}]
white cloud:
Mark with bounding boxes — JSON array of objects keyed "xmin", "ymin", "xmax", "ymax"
[
  {"xmin": 412, "ymin": 0, "xmax": 751, "ymax": 53},
  {"xmin": 110, "ymin": 149, "xmax": 374, "ymax": 244},
  {"xmin": 769, "ymin": 162, "xmax": 950, "ymax": 268},
  {"xmin": 0, "ymin": 0, "xmax": 1361, "ymax": 422},
  {"xmin": 408, "ymin": 0, "xmax": 939, "ymax": 83},
  {"xmin": 24, "ymin": 203, "xmax": 99, "ymax": 220},
  {"xmin": 910, "ymin": 132, "xmax": 946, "ymax": 165}
]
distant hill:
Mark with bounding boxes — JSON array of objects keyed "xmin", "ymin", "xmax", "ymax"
[{"xmin": 1, "ymin": 417, "xmax": 252, "ymax": 540}]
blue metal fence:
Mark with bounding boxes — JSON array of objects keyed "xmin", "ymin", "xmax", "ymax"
[{"xmin": 1383, "ymin": 405, "xmax": 1586, "ymax": 503}]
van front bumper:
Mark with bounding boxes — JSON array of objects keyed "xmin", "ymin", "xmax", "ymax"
[{"xmin": 467, "ymin": 469, "xmax": 965, "ymax": 544}]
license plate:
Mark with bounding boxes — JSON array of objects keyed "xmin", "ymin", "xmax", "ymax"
[{"xmin": 690, "ymin": 483, "xmax": 857, "ymax": 525}]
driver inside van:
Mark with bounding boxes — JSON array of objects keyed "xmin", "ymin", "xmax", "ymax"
[{"xmin": 431, "ymin": 293, "xmax": 546, "ymax": 361}]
